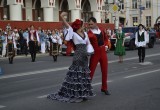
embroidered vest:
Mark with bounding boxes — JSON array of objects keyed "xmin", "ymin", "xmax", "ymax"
[
  {"xmin": 88, "ymin": 29, "xmax": 105, "ymax": 48},
  {"xmin": 138, "ymin": 31, "xmax": 145, "ymax": 42},
  {"xmin": 29, "ymin": 30, "xmax": 37, "ymax": 41},
  {"xmin": 7, "ymin": 35, "xmax": 13, "ymax": 44}
]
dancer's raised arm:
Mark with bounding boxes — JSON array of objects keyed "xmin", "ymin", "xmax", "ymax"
[{"xmin": 60, "ymin": 12, "xmax": 70, "ymax": 29}]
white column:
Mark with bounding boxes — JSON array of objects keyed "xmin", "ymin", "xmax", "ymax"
[
  {"xmin": 115, "ymin": 12, "xmax": 119, "ymax": 29},
  {"xmin": 43, "ymin": 7, "xmax": 54, "ymax": 22},
  {"xmin": 71, "ymin": 10, "xmax": 81, "ymax": 22},
  {"xmin": 9, "ymin": 4, "xmax": 22, "ymax": 20},
  {"xmin": 125, "ymin": 0, "xmax": 130, "ymax": 27},
  {"xmin": 93, "ymin": 11, "xmax": 101, "ymax": 23}
]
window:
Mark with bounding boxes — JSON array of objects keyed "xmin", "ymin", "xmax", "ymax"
[
  {"xmin": 146, "ymin": 16, "xmax": 151, "ymax": 27},
  {"xmin": 119, "ymin": 0, "xmax": 124, "ymax": 10},
  {"xmin": 132, "ymin": 0, "xmax": 137, "ymax": 9},
  {"xmin": 146, "ymin": 0, "xmax": 151, "ymax": 8},
  {"xmin": 133, "ymin": 17, "xmax": 138, "ymax": 26}
]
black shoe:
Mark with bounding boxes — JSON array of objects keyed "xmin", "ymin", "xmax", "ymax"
[
  {"xmin": 32, "ymin": 59, "xmax": 35, "ymax": 62},
  {"xmin": 83, "ymin": 97, "xmax": 88, "ymax": 101},
  {"xmin": 101, "ymin": 89, "xmax": 111, "ymax": 95}
]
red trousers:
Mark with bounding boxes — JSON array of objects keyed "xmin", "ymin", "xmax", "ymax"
[
  {"xmin": 89, "ymin": 46, "xmax": 108, "ymax": 90},
  {"xmin": 66, "ymin": 41, "xmax": 73, "ymax": 56}
]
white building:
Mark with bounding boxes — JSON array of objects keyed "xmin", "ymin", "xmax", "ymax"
[
  {"xmin": 0, "ymin": 0, "xmax": 107, "ymax": 23},
  {"xmin": 0, "ymin": 0, "xmax": 159, "ymax": 28}
]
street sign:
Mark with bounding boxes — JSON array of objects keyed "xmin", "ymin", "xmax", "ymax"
[
  {"xmin": 112, "ymin": 4, "xmax": 119, "ymax": 12},
  {"xmin": 140, "ymin": 6, "xmax": 145, "ymax": 10}
]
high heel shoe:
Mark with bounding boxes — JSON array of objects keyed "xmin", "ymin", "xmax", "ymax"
[{"xmin": 101, "ymin": 89, "xmax": 111, "ymax": 95}]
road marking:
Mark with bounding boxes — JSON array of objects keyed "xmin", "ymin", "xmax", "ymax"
[
  {"xmin": 1, "ymin": 53, "xmax": 160, "ymax": 80},
  {"xmin": 139, "ymin": 61, "xmax": 153, "ymax": 65},
  {"xmin": 37, "ymin": 95, "xmax": 48, "ymax": 99},
  {"xmin": 0, "ymin": 105, "xmax": 6, "ymax": 109},
  {"xmin": 124, "ymin": 69, "xmax": 160, "ymax": 79},
  {"xmin": 92, "ymin": 80, "xmax": 113, "ymax": 86},
  {"xmin": 37, "ymin": 80, "xmax": 113, "ymax": 99},
  {"xmin": 0, "ymin": 67, "xmax": 68, "ymax": 80}
]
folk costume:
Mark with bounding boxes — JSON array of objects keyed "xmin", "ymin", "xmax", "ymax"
[
  {"xmin": 1, "ymin": 33, "xmax": 7, "ymax": 57},
  {"xmin": 49, "ymin": 34, "xmax": 62, "ymax": 62},
  {"xmin": 28, "ymin": 30, "xmax": 40, "ymax": 62},
  {"xmin": 114, "ymin": 32, "xmax": 125, "ymax": 56},
  {"xmin": 6, "ymin": 33, "xmax": 17, "ymax": 64},
  {"xmin": 39, "ymin": 31, "xmax": 47, "ymax": 53},
  {"xmin": 135, "ymin": 24, "xmax": 149, "ymax": 63},
  {"xmin": 47, "ymin": 20, "xmax": 95, "ymax": 103},
  {"xmin": 23, "ymin": 30, "xmax": 29, "ymax": 56},
  {"xmin": 88, "ymin": 28, "xmax": 109, "ymax": 93}
]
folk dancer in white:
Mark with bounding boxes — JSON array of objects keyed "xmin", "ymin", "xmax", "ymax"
[
  {"xmin": 6, "ymin": 30, "xmax": 17, "ymax": 64},
  {"xmin": 49, "ymin": 30, "xmax": 62, "ymax": 62},
  {"xmin": 135, "ymin": 24, "xmax": 149, "ymax": 63},
  {"xmin": 28, "ymin": 25, "xmax": 40, "ymax": 62}
]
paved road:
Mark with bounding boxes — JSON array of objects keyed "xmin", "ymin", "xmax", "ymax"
[{"xmin": 0, "ymin": 41, "xmax": 160, "ymax": 110}]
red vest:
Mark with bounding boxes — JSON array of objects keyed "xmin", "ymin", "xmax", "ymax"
[
  {"xmin": 29, "ymin": 30, "xmax": 37, "ymax": 41},
  {"xmin": 87, "ymin": 28, "xmax": 108, "ymax": 49}
]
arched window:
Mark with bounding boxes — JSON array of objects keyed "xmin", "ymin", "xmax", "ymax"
[
  {"xmin": 60, "ymin": 0, "xmax": 70, "ymax": 22},
  {"xmin": 2, "ymin": 0, "xmax": 9, "ymax": 20},
  {"xmin": 34, "ymin": 0, "xmax": 43, "ymax": 21},
  {"xmin": 81, "ymin": 0, "xmax": 92, "ymax": 22}
]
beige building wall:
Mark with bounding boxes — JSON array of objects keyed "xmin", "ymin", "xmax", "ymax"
[
  {"xmin": 104, "ymin": 0, "xmax": 159, "ymax": 27},
  {"xmin": 124, "ymin": 0, "xmax": 159, "ymax": 27}
]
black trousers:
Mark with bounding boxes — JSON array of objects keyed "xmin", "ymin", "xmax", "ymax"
[
  {"xmin": 23, "ymin": 41, "xmax": 28, "ymax": 56},
  {"xmin": 138, "ymin": 47, "xmax": 145, "ymax": 62},
  {"xmin": 29, "ymin": 41, "xmax": 38, "ymax": 62},
  {"xmin": 8, "ymin": 43, "xmax": 15, "ymax": 64}
]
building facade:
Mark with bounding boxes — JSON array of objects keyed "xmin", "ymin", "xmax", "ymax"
[{"xmin": 0, "ymin": 0, "xmax": 159, "ymax": 28}]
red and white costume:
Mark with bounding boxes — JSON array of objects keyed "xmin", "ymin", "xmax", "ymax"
[{"xmin": 88, "ymin": 28, "xmax": 108, "ymax": 91}]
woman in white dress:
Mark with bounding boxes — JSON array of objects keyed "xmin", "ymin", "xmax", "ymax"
[
  {"xmin": 47, "ymin": 12, "xmax": 95, "ymax": 103},
  {"xmin": 6, "ymin": 30, "xmax": 17, "ymax": 64},
  {"xmin": 49, "ymin": 30, "xmax": 62, "ymax": 62}
]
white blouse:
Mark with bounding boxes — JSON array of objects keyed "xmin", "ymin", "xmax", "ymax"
[
  {"xmin": 65, "ymin": 26, "xmax": 90, "ymax": 45},
  {"xmin": 50, "ymin": 34, "xmax": 62, "ymax": 45},
  {"xmin": 7, "ymin": 35, "xmax": 17, "ymax": 48},
  {"xmin": 135, "ymin": 30, "xmax": 149, "ymax": 47}
]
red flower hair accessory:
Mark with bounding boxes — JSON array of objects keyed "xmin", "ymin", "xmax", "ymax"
[{"xmin": 71, "ymin": 19, "xmax": 83, "ymax": 32}]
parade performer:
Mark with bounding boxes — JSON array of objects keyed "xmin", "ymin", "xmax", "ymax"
[
  {"xmin": 88, "ymin": 17, "xmax": 110, "ymax": 95},
  {"xmin": 47, "ymin": 12, "xmax": 95, "ymax": 103},
  {"xmin": 114, "ymin": 26, "xmax": 126, "ymax": 63},
  {"xmin": 49, "ymin": 30, "xmax": 62, "ymax": 62},
  {"xmin": 6, "ymin": 30, "xmax": 17, "ymax": 64},
  {"xmin": 135, "ymin": 24, "xmax": 149, "ymax": 63},
  {"xmin": 28, "ymin": 25, "xmax": 40, "ymax": 62}
]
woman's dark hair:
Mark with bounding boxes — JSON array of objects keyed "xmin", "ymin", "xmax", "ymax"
[
  {"xmin": 138, "ymin": 24, "xmax": 144, "ymax": 29},
  {"xmin": 88, "ymin": 17, "xmax": 97, "ymax": 23}
]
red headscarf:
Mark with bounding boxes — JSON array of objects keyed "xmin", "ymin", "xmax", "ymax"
[{"xmin": 71, "ymin": 19, "xmax": 83, "ymax": 32}]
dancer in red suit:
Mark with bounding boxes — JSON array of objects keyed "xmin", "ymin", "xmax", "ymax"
[{"xmin": 88, "ymin": 17, "xmax": 110, "ymax": 95}]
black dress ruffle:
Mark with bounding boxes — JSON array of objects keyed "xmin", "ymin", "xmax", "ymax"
[{"xmin": 47, "ymin": 44, "xmax": 95, "ymax": 103}]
